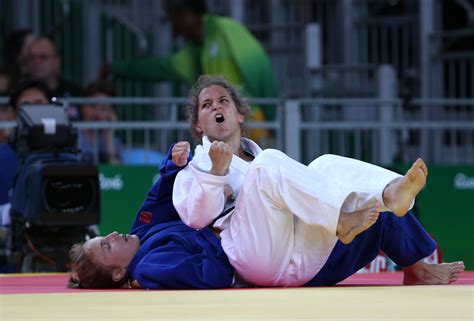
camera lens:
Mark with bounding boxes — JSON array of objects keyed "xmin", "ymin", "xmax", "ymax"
[{"xmin": 42, "ymin": 177, "xmax": 97, "ymax": 214}]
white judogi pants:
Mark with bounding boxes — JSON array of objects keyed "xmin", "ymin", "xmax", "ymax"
[{"xmin": 219, "ymin": 149, "xmax": 402, "ymax": 287}]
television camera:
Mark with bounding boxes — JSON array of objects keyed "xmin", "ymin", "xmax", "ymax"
[{"xmin": 9, "ymin": 104, "xmax": 100, "ymax": 272}]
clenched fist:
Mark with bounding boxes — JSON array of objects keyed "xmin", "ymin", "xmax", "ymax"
[
  {"xmin": 209, "ymin": 141, "xmax": 233, "ymax": 176},
  {"xmin": 171, "ymin": 141, "xmax": 190, "ymax": 167}
]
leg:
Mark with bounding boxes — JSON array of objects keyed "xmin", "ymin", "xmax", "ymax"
[
  {"xmin": 305, "ymin": 211, "xmax": 438, "ymax": 286},
  {"xmin": 309, "ymin": 154, "xmax": 427, "ymax": 216},
  {"xmin": 308, "ymin": 154, "xmax": 403, "ymax": 213},
  {"xmin": 247, "ymin": 150, "xmax": 391, "ymax": 231}
]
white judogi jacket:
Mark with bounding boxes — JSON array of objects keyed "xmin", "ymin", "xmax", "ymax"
[{"xmin": 173, "ymin": 136, "xmax": 262, "ymax": 230}]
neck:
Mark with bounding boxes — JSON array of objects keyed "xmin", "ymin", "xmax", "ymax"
[{"xmin": 220, "ymin": 134, "xmax": 242, "ymax": 157}]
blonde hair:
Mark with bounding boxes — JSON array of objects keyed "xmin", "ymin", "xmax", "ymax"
[{"xmin": 68, "ymin": 243, "xmax": 127, "ymax": 288}]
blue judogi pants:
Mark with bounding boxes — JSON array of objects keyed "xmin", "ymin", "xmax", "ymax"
[{"xmin": 305, "ymin": 211, "xmax": 436, "ymax": 286}]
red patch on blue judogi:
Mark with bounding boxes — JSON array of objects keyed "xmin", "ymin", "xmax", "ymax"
[{"xmin": 139, "ymin": 211, "xmax": 152, "ymax": 224}]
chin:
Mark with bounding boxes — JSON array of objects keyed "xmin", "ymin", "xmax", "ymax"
[{"xmin": 131, "ymin": 235, "xmax": 140, "ymax": 247}]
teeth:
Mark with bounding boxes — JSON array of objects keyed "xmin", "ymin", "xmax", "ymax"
[{"xmin": 216, "ymin": 114, "xmax": 225, "ymax": 123}]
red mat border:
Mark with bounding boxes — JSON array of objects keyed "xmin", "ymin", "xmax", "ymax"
[{"xmin": 1, "ymin": 271, "xmax": 473, "ymax": 295}]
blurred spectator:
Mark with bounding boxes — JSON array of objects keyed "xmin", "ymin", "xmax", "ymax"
[
  {"xmin": 0, "ymin": 80, "xmax": 52, "ymax": 210},
  {"xmin": 27, "ymin": 36, "xmax": 83, "ymax": 119},
  {"xmin": 0, "ymin": 68, "xmax": 11, "ymax": 95},
  {"xmin": 0, "ymin": 105, "xmax": 15, "ymax": 145},
  {"xmin": 2, "ymin": 29, "xmax": 35, "ymax": 90},
  {"xmin": 78, "ymin": 80, "xmax": 122, "ymax": 164},
  {"xmin": 0, "ymin": 79, "xmax": 53, "ymax": 145},
  {"xmin": 102, "ymin": 0, "xmax": 277, "ymax": 125},
  {"xmin": 8, "ymin": 79, "xmax": 52, "ymax": 111},
  {"xmin": 0, "ymin": 69, "xmax": 13, "ymax": 145}
]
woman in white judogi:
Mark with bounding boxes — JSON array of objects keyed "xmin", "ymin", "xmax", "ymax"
[{"xmin": 172, "ymin": 75, "xmax": 461, "ymax": 287}]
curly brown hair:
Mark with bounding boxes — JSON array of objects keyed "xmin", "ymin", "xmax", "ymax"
[
  {"xmin": 186, "ymin": 74, "xmax": 251, "ymax": 141},
  {"xmin": 68, "ymin": 243, "xmax": 128, "ymax": 289}
]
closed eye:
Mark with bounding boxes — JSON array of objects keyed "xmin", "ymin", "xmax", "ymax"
[{"xmin": 100, "ymin": 239, "xmax": 111, "ymax": 251}]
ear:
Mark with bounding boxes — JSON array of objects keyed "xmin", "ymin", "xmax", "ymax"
[
  {"xmin": 194, "ymin": 123, "xmax": 203, "ymax": 135},
  {"xmin": 238, "ymin": 113, "xmax": 245, "ymax": 124},
  {"xmin": 112, "ymin": 267, "xmax": 127, "ymax": 282}
]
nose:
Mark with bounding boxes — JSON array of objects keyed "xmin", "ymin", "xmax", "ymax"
[
  {"xmin": 212, "ymin": 102, "xmax": 222, "ymax": 111},
  {"xmin": 104, "ymin": 231, "xmax": 119, "ymax": 240}
]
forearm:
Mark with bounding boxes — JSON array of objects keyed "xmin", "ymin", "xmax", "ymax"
[
  {"xmin": 173, "ymin": 166, "xmax": 227, "ymax": 229},
  {"xmin": 110, "ymin": 56, "xmax": 182, "ymax": 82}
]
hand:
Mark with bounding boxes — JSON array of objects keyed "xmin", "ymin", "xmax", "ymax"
[
  {"xmin": 171, "ymin": 141, "xmax": 190, "ymax": 167},
  {"xmin": 209, "ymin": 141, "xmax": 233, "ymax": 176}
]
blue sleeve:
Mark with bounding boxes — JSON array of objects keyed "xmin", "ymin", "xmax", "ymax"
[
  {"xmin": 129, "ymin": 144, "xmax": 193, "ymax": 237},
  {"xmin": 0, "ymin": 144, "xmax": 19, "ymax": 205},
  {"xmin": 131, "ymin": 231, "xmax": 234, "ymax": 289}
]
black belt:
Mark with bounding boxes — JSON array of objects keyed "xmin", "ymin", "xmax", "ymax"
[{"xmin": 211, "ymin": 206, "xmax": 235, "ymax": 225}]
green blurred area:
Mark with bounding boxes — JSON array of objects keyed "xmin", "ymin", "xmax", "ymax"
[{"xmin": 98, "ymin": 165, "xmax": 158, "ymax": 235}]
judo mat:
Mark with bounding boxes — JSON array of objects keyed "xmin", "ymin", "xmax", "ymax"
[{"xmin": 1, "ymin": 272, "xmax": 473, "ymax": 321}]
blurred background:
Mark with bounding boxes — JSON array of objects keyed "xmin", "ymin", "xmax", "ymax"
[{"xmin": 0, "ymin": 0, "xmax": 472, "ymax": 272}]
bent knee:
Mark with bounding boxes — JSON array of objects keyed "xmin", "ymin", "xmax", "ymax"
[
  {"xmin": 246, "ymin": 149, "xmax": 285, "ymax": 184},
  {"xmin": 252, "ymin": 149, "xmax": 288, "ymax": 170},
  {"xmin": 308, "ymin": 154, "xmax": 339, "ymax": 170}
]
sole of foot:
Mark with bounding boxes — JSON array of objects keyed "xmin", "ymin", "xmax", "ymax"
[
  {"xmin": 385, "ymin": 158, "xmax": 428, "ymax": 217},
  {"xmin": 337, "ymin": 204, "xmax": 381, "ymax": 245}
]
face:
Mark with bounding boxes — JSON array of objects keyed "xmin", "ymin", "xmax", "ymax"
[
  {"xmin": 82, "ymin": 93, "xmax": 114, "ymax": 121},
  {"xmin": 83, "ymin": 231, "xmax": 140, "ymax": 270},
  {"xmin": 27, "ymin": 39, "xmax": 60, "ymax": 80},
  {"xmin": 18, "ymin": 34, "xmax": 35, "ymax": 75},
  {"xmin": 195, "ymin": 85, "xmax": 244, "ymax": 143},
  {"xmin": 16, "ymin": 88, "xmax": 49, "ymax": 109}
]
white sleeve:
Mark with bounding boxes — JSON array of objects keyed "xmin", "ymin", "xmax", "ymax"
[{"xmin": 172, "ymin": 163, "xmax": 227, "ymax": 229}]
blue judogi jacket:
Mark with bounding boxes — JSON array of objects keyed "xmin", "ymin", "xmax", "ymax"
[
  {"xmin": 125, "ymin": 145, "xmax": 234, "ymax": 289},
  {"xmin": 0, "ymin": 143, "xmax": 19, "ymax": 205}
]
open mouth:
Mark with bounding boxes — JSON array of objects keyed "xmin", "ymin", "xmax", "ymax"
[{"xmin": 215, "ymin": 114, "xmax": 225, "ymax": 123}]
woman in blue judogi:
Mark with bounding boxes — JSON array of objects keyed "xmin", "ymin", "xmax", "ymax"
[{"xmin": 69, "ymin": 143, "xmax": 234, "ymax": 289}]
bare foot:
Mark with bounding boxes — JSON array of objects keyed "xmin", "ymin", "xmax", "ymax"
[
  {"xmin": 403, "ymin": 260, "xmax": 465, "ymax": 285},
  {"xmin": 383, "ymin": 158, "xmax": 428, "ymax": 217},
  {"xmin": 336, "ymin": 204, "xmax": 381, "ymax": 244}
]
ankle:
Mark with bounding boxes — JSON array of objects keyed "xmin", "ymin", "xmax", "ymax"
[{"xmin": 382, "ymin": 178, "xmax": 399, "ymax": 207}]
